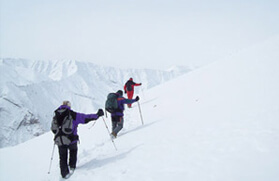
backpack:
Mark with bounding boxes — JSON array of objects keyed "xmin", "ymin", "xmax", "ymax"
[
  {"xmin": 125, "ymin": 81, "xmax": 134, "ymax": 91},
  {"xmin": 51, "ymin": 108, "xmax": 75, "ymax": 146},
  {"xmin": 105, "ymin": 93, "xmax": 119, "ymax": 113}
]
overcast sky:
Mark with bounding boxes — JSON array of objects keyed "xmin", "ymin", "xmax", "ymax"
[{"xmin": 0, "ymin": 0, "xmax": 278, "ymax": 69}]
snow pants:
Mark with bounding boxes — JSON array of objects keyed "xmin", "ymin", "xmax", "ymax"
[
  {"xmin": 127, "ymin": 90, "xmax": 134, "ymax": 108},
  {"xmin": 58, "ymin": 142, "xmax": 78, "ymax": 178},
  {"xmin": 111, "ymin": 116, "xmax": 124, "ymax": 136}
]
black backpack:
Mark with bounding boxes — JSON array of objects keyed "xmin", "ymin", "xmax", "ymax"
[
  {"xmin": 125, "ymin": 81, "xmax": 134, "ymax": 91},
  {"xmin": 51, "ymin": 108, "xmax": 75, "ymax": 146},
  {"xmin": 105, "ymin": 93, "xmax": 119, "ymax": 113}
]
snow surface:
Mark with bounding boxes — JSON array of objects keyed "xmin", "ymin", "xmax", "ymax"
[
  {"xmin": 0, "ymin": 59, "xmax": 190, "ymax": 148},
  {"xmin": 0, "ymin": 36, "xmax": 279, "ymax": 180}
]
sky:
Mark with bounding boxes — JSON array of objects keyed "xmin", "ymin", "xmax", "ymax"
[{"xmin": 0, "ymin": 0, "xmax": 278, "ymax": 69}]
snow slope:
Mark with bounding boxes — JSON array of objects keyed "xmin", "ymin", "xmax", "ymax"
[
  {"xmin": 0, "ymin": 36, "xmax": 279, "ymax": 181},
  {"xmin": 0, "ymin": 59, "xmax": 190, "ymax": 148}
]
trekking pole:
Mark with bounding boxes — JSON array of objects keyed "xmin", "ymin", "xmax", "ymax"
[
  {"xmin": 88, "ymin": 120, "xmax": 97, "ymax": 129},
  {"xmin": 137, "ymin": 101, "xmax": 144, "ymax": 125},
  {"xmin": 47, "ymin": 142, "xmax": 56, "ymax": 174},
  {"xmin": 102, "ymin": 117, "xmax": 117, "ymax": 151}
]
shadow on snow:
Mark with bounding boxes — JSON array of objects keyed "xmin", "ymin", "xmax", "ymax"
[
  {"xmin": 78, "ymin": 144, "xmax": 142, "ymax": 170},
  {"xmin": 119, "ymin": 120, "xmax": 161, "ymax": 137}
]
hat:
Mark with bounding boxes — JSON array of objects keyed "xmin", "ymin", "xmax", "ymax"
[
  {"xmin": 116, "ymin": 90, "xmax": 123, "ymax": 96},
  {"xmin": 129, "ymin": 77, "xmax": 133, "ymax": 81}
]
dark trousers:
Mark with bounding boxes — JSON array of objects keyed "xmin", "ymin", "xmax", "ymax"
[
  {"xmin": 58, "ymin": 142, "xmax": 78, "ymax": 177},
  {"xmin": 111, "ymin": 116, "xmax": 124, "ymax": 135}
]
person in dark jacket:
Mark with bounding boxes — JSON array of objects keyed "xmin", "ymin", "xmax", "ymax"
[
  {"xmin": 110, "ymin": 90, "xmax": 139, "ymax": 138},
  {"xmin": 53, "ymin": 101, "xmax": 104, "ymax": 178},
  {"xmin": 124, "ymin": 78, "xmax": 142, "ymax": 108}
]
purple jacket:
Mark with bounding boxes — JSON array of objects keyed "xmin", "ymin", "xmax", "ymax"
[
  {"xmin": 58, "ymin": 105, "xmax": 99, "ymax": 143},
  {"xmin": 111, "ymin": 96, "xmax": 137, "ymax": 117}
]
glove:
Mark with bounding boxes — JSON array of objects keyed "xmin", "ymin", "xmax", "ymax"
[
  {"xmin": 125, "ymin": 90, "xmax": 127, "ymax": 94},
  {"xmin": 140, "ymin": 83, "xmax": 142, "ymax": 85},
  {"xmin": 135, "ymin": 96, "xmax": 140, "ymax": 101},
  {"xmin": 97, "ymin": 109, "xmax": 104, "ymax": 117}
]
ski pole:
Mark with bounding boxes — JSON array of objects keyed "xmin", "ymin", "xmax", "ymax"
[
  {"xmin": 137, "ymin": 101, "xmax": 144, "ymax": 125},
  {"xmin": 102, "ymin": 117, "xmax": 117, "ymax": 151},
  {"xmin": 88, "ymin": 120, "xmax": 97, "ymax": 129},
  {"xmin": 48, "ymin": 142, "xmax": 56, "ymax": 174}
]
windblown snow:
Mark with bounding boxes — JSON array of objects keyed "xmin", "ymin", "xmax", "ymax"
[{"xmin": 0, "ymin": 36, "xmax": 279, "ymax": 181}]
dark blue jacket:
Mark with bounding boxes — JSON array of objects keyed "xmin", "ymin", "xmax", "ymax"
[{"xmin": 111, "ymin": 95, "xmax": 137, "ymax": 117}]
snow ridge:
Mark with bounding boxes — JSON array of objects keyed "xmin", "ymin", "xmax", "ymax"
[{"xmin": 0, "ymin": 59, "xmax": 191, "ymax": 148}]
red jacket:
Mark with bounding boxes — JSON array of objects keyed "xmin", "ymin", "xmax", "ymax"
[{"xmin": 124, "ymin": 79, "xmax": 141, "ymax": 92}]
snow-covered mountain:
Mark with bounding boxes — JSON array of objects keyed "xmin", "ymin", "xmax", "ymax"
[
  {"xmin": 0, "ymin": 36, "xmax": 278, "ymax": 181},
  {"xmin": 0, "ymin": 59, "xmax": 191, "ymax": 148}
]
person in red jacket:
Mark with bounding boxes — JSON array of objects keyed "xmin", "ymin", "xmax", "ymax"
[{"xmin": 124, "ymin": 78, "xmax": 142, "ymax": 108}]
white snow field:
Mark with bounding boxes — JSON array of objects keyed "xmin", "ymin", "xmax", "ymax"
[{"xmin": 0, "ymin": 36, "xmax": 279, "ymax": 181}]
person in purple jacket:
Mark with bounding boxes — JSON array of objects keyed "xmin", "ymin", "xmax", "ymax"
[
  {"xmin": 110, "ymin": 90, "xmax": 139, "ymax": 139},
  {"xmin": 52, "ymin": 101, "xmax": 104, "ymax": 178}
]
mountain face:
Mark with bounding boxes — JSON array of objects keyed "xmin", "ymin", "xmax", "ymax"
[{"xmin": 0, "ymin": 59, "xmax": 191, "ymax": 148}]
